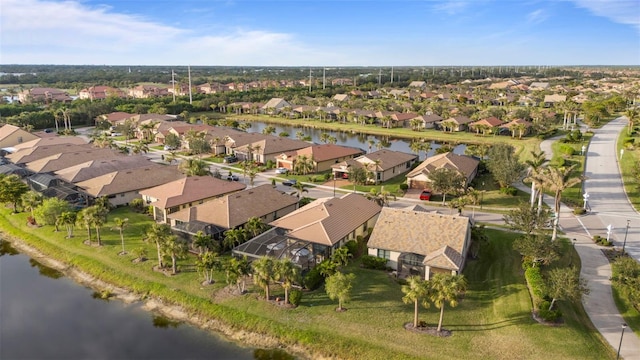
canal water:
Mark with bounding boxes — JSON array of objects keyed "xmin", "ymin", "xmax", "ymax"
[
  {"xmin": 243, "ymin": 121, "xmax": 467, "ymax": 157},
  {"xmin": 0, "ymin": 239, "xmax": 291, "ymax": 360}
]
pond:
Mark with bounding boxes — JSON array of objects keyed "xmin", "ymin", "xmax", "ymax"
[{"xmin": 0, "ymin": 239, "xmax": 294, "ymax": 360}]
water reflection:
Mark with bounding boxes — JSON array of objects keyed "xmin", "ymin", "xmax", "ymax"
[
  {"xmin": 254, "ymin": 348, "xmax": 296, "ymax": 360},
  {"xmin": 243, "ymin": 121, "xmax": 467, "ymax": 158},
  {"xmin": 0, "ymin": 239, "xmax": 19, "ymax": 256},
  {"xmin": 28, "ymin": 258, "xmax": 64, "ymax": 279},
  {"xmin": 152, "ymin": 315, "xmax": 181, "ymax": 329}
]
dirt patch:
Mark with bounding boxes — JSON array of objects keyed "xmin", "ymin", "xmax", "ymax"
[{"xmin": 403, "ymin": 323, "xmax": 452, "ymax": 337}]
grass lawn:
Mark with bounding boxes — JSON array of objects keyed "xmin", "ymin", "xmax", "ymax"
[
  {"xmin": 617, "ymin": 127, "xmax": 640, "ymax": 211},
  {"xmin": 0, "ymin": 208, "xmax": 615, "ymax": 360},
  {"xmin": 548, "ymin": 132, "xmax": 593, "ymax": 207}
]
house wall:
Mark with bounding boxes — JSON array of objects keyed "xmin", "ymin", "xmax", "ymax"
[
  {"xmin": 106, "ymin": 191, "xmax": 141, "ymax": 207},
  {"xmin": 378, "ymin": 161, "xmax": 414, "ymax": 182},
  {"xmin": 407, "ymin": 173, "xmax": 430, "ymax": 189},
  {"xmin": 368, "ymin": 248, "xmax": 402, "ymax": 270}
]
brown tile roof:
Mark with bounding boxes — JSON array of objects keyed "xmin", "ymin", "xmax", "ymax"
[
  {"xmin": 11, "ymin": 136, "xmax": 87, "ymax": 151},
  {"xmin": 269, "ymin": 193, "xmax": 381, "ymax": 246},
  {"xmin": 417, "ymin": 114, "xmax": 443, "ymax": 123},
  {"xmin": 6, "ymin": 144, "xmax": 95, "ymax": 164},
  {"xmin": 76, "ymin": 165, "xmax": 184, "ymax": 198},
  {"xmin": 470, "ymin": 116, "xmax": 503, "ymax": 127},
  {"xmin": 391, "ymin": 112, "xmax": 418, "ymax": 121},
  {"xmin": 407, "ymin": 152, "xmax": 479, "ymax": 182},
  {"xmin": 367, "ymin": 207, "xmax": 470, "ymax": 271},
  {"xmin": 279, "ymin": 144, "xmax": 364, "ymax": 163},
  {"xmin": 446, "ymin": 116, "xmax": 474, "ymax": 125},
  {"xmin": 357, "ymin": 150, "xmax": 417, "ymax": 171},
  {"xmin": 168, "ymin": 184, "xmax": 299, "ymax": 229},
  {"xmin": 501, "ymin": 118, "xmax": 532, "ymax": 128},
  {"xmin": 26, "ymin": 148, "xmax": 122, "ymax": 173},
  {"xmin": 235, "ymin": 136, "xmax": 308, "ymax": 156},
  {"xmin": 54, "ymin": 155, "xmax": 154, "ymax": 183},
  {"xmin": 139, "ymin": 176, "xmax": 246, "ymax": 209},
  {"xmin": 98, "ymin": 112, "xmax": 134, "ymax": 123},
  {"xmin": 0, "ymin": 124, "xmax": 22, "ymax": 140}
]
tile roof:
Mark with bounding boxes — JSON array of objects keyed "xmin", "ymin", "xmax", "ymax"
[
  {"xmin": 25, "ymin": 148, "xmax": 121, "ymax": 173},
  {"xmin": 278, "ymin": 144, "xmax": 364, "ymax": 163},
  {"xmin": 235, "ymin": 136, "xmax": 308, "ymax": 155},
  {"xmin": 368, "ymin": 207, "xmax": 470, "ymax": 271},
  {"xmin": 11, "ymin": 136, "xmax": 87, "ymax": 151},
  {"xmin": 0, "ymin": 124, "xmax": 22, "ymax": 140},
  {"xmin": 76, "ymin": 165, "xmax": 184, "ymax": 197},
  {"xmin": 269, "ymin": 193, "xmax": 381, "ymax": 246},
  {"xmin": 406, "ymin": 152, "xmax": 479, "ymax": 182},
  {"xmin": 54, "ymin": 155, "xmax": 154, "ymax": 183},
  {"xmin": 168, "ymin": 184, "xmax": 299, "ymax": 229},
  {"xmin": 6, "ymin": 144, "xmax": 95, "ymax": 164},
  {"xmin": 357, "ymin": 149, "xmax": 417, "ymax": 171},
  {"xmin": 139, "ymin": 176, "xmax": 246, "ymax": 209},
  {"xmin": 470, "ymin": 116, "xmax": 503, "ymax": 127}
]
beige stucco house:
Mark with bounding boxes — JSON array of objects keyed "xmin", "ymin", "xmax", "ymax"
[
  {"xmin": 0, "ymin": 125, "xmax": 39, "ymax": 150},
  {"xmin": 406, "ymin": 152, "xmax": 480, "ymax": 189}
]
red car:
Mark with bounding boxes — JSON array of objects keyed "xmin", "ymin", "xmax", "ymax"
[{"xmin": 419, "ymin": 190, "xmax": 432, "ymax": 201}]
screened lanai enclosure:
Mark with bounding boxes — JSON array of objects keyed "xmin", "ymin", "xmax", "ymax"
[{"xmin": 233, "ymin": 227, "xmax": 330, "ymax": 271}]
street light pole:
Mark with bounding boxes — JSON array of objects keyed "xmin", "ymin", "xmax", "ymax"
[
  {"xmin": 333, "ymin": 174, "xmax": 336, "ymax": 198},
  {"xmin": 622, "ymin": 220, "xmax": 630, "ymax": 255},
  {"xmin": 617, "ymin": 323, "xmax": 627, "ymax": 360}
]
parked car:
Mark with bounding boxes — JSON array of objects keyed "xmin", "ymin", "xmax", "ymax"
[
  {"xmin": 419, "ymin": 190, "xmax": 432, "ymax": 201},
  {"xmin": 282, "ymin": 179, "xmax": 297, "ymax": 186},
  {"xmin": 224, "ymin": 155, "xmax": 237, "ymax": 163},
  {"xmin": 163, "ymin": 145, "xmax": 176, "ymax": 151},
  {"xmin": 275, "ymin": 167, "xmax": 289, "ymax": 174},
  {"xmin": 226, "ymin": 174, "xmax": 240, "ymax": 181}
]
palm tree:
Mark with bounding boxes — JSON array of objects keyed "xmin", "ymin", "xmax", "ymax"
[
  {"xmin": 144, "ymin": 223, "xmax": 173, "ymax": 269},
  {"xmin": 273, "ymin": 258, "xmax": 300, "ymax": 305},
  {"xmin": 365, "ymin": 187, "xmax": 396, "ymax": 207},
  {"xmin": 112, "ymin": 217, "xmax": 129, "ymax": 254},
  {"xmin": 223, "ymin": 228, "xmax": 247, "ymax": 250},
  {"xmin": 192, "ymin": 230, "xmax": 213, "ymax": 255},
  {"xmin": 428, "ymin": 273, "xmax": 467, "ymax": 333},
  {"xmin": 162, "ymin": 235, "xmax": 188, "ymax": 274},
  {"xmin": 290, "ymin": 181, "xmax": 310, "ymax": 199},
  {"xmin": 367, "ymin": 139, "xmax": 375, "ymax": 153},
  {"xmin": 224, "ymin": 256, "xmax": 250, "ymax": 294},
  {"xmin": 21, "ymin": 190, "xmax": 43, "ymax": 218},
  {"xmin": 625, "ymin": 108, "xmax": 638, "ymax": 135},
  {"xmin": 196, "ymin": 251, "xmax": 220, "ymax": 285},
  {"xmin": 76, "ymin": 207, "xmax": 93, "ymax": 245},
  {"xmin": 252, "ymin": 257, "xmax": 275, "ymax": 301},
  {"xmin": 244, "ymin": 217, "xmax": 266, "ymax": 238},
  {"xmin": 88, "ymin": 205, "xmax": 108, "ymax": 246},
  {"xmin": 179, "ymin": 158, "xmax": 211, "ymax": 176},
  {"xmin": 401, "ymin": 276, "xmax": 430, "ymax": 328},
  {"xmin": 57, "ymin": 211, "xmax": 76, "ymax": 238},
  {"xmin": 542, "ymin": 165, "xmax": 582, "ymax": 241},
  {"xmin": 525, "ymin": 150, "xmax": 547, "ymax": 208}
]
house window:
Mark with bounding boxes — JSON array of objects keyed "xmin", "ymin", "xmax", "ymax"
[
  {"xmin": 377, "ymin": 249, "xmax": 390, "ymax": 260},
  {"xmin": 17, "ymin": 137, "xmax": 23, "ymax": 143}
]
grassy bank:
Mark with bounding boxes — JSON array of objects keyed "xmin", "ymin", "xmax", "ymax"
[{"xmin": 0, "ymin": 207, "xmax": 615, "ymax": 359}]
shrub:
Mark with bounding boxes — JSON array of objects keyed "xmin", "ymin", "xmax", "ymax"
[
  {"xmin": 573, "ymin": 208, "xmax": 586, "ymax": 215},
  {"xmin": 289, "ymin": 289, "xmax": 302, "ymax": 306},
  {"xmin": 593, "ymin": 235, "xmax": 613, "ymax": 246},
  {"xmin": 559, "ymin": 144, "xmax": 575, "ymax": 156},
  {"xmin": 499, "ymin": 186, "xmax": 518, "ymax": 196},
  {"xmin": 525, "ymin": 266, "xmax": 545, "ymax": 304},
  {"xmin": 303, "ymin": 266, "xmax": 324, "ymax": 290},
  {"xmin": 324, "ymin": 173, "xmax": 332, "ymax": 181},
  {"xmin": 399, "ymin": 183, "xmax": 409, "ymax": 192},
  {"xmin": 538, "ymin": 301, "xmax": 562, "ymax": 321},
  {"xmin": 344, "ymin": 240, "xmax": 358, "ymax": 256},
  {"xmin": 265, "ymin": 160, "xmax": 275, "ymax": 169},
  {"xmin": 130, "ymin": 198, "xmax": 144, "ymax": 212},
  {"xmin": 361, "ymin": 255, "xmax": 388, "ymax": 270}
]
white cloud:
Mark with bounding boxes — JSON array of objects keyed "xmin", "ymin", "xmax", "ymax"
[
  {"xmin": 570, "ymin": 0, "xmax": 640, "ymax": 31},
  {"xmin": 0, "ymin": 0, "xmax": 339, "ymax": 65},
  {"xmin": 430, "ymin": 0, "xmax": 471, "ymax": 15},
  {"xmin": 527, "ymin": 9, "xmax": 549, "ymax": 24}
]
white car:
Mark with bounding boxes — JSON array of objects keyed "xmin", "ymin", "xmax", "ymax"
[{"xmin": 275, "ymin": 167, "xmax": 289, "ymax": 174}]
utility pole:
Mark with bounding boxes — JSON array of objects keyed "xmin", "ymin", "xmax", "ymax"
[
  {"xmin": 308, "ymin": 68, "xmax": 312, "ymax": 93},
  {"xmin": 390, "ymin": 66, "xmax": 394, "ymax": 84},
  {"xmin": 188, "ymin": 65, "xmax": 193, "ymax": 105},
  {"xmin": 323, "ymin": 67, "xmax": 326, "ymax": 90},
  {"xmin": 378, "ymin": 69, "xmax": 382, "ymax": 86},
  {"xmin": 171, "ymin": 70, "xmax": 176, "ymax": 103}
]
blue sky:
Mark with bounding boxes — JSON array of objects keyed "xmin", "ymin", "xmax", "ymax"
[{"xmin": 1, "ymin": 0, "xmax": 639, "ymax": 66}]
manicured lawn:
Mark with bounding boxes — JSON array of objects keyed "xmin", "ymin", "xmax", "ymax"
[
  {"xmin": 549, "ymin": 133, "xmax": 593, "ymax": 207},
  {"xmin": 0, "ymin": 209, "xmax": 615, "ymax": 359},
  {"xmin": 617, "ymin": 128, "xmax": 640, "ymax": 211}
]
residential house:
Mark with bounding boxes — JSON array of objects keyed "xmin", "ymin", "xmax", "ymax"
[
  {"xmin": 367, "ymin": 206, "xmax": 471, "ymax": 279},
  {"xmin": 261, "ymin": 98, "xmax": 291, "ymax": 114},
  {"xmin": 54, "ymin": 156, "xmax": 154, "ymax": 183},
  {"xmin": 17, "ymin": 87, "xmax": 72, "ymax": 103},
  {"xmin": 76, "ymin": 165, "xmax": 184, "ymax": 207},
  {"xmin": 331, "ymin": 149, "xmax": 418, "ymax": 183},
  {"xmin": 439, "ymin": 116, "xmax": 474, "ymax": 132},
  {"xmin": 24, "ymin": 148, "xmax": 121, "ymax": 174},
  {"xmin": 0, "ymin": 124, "xmax": 40, "ymax": 150},
  {"xmin": 6, "ymin": 143, "xmax": 94, "ymax": 165},
  {"xmin": 543, "ymin": 94, "xmax": 567, "ymax": 107},
  {"xmin": 95, "ymin": 112, "xmax": 135, "ymax": 126},
  {"xmin": 332, "ymin": 94, "xmax": 349, "ymax": 102},
  {"xmin": 275, "ymin": 144, "xmax": 364, "ymax": 173},
  {"xmin": 128, "ymin": 85, "xmax": 168, "ymax": 99},
  {"xmin": 140, "ymin": 176, "xmax": 246, "ymax": 223},
  {"xmin": 412, "ymin": 114, "xmax": 443, "ymax": 129},
  {"xmin": 233, "ymin": 193, "xmax": 381, "ymax": 269},
  {"xmin": 233, "ymin": 136, "xmax": 308, "ymax": 163},
  {"xmin": 469, "ymin": 116, "xmax": 504, "ymax": 135},
  {"xmin": 405, "ymin": 152, "xmax": 480, "ymax": 189},
  {"xmin": 529, "ymin": 82, "xmax": 550, "ymax": 90},
  {"xmin": 501, "ymin": 118, "xmax": 532, "ymax": 138},
  {"xmin": 78, "ymin": 86, "xmax": 125, "ymax": 100},
  {"xmin": 408, "ymin": 81, "xmax": 427, "ymax": 89},
  {"xmin": 390, "ymin": 112, "xmax": 418, "ymax": 128},
  {"xmin": 10, "ymin": 136, "xmax": 87, "ymax": 152},
  {"xmin": 168, "ymin": 184, "xmax": 299, "ymax": 241}
]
